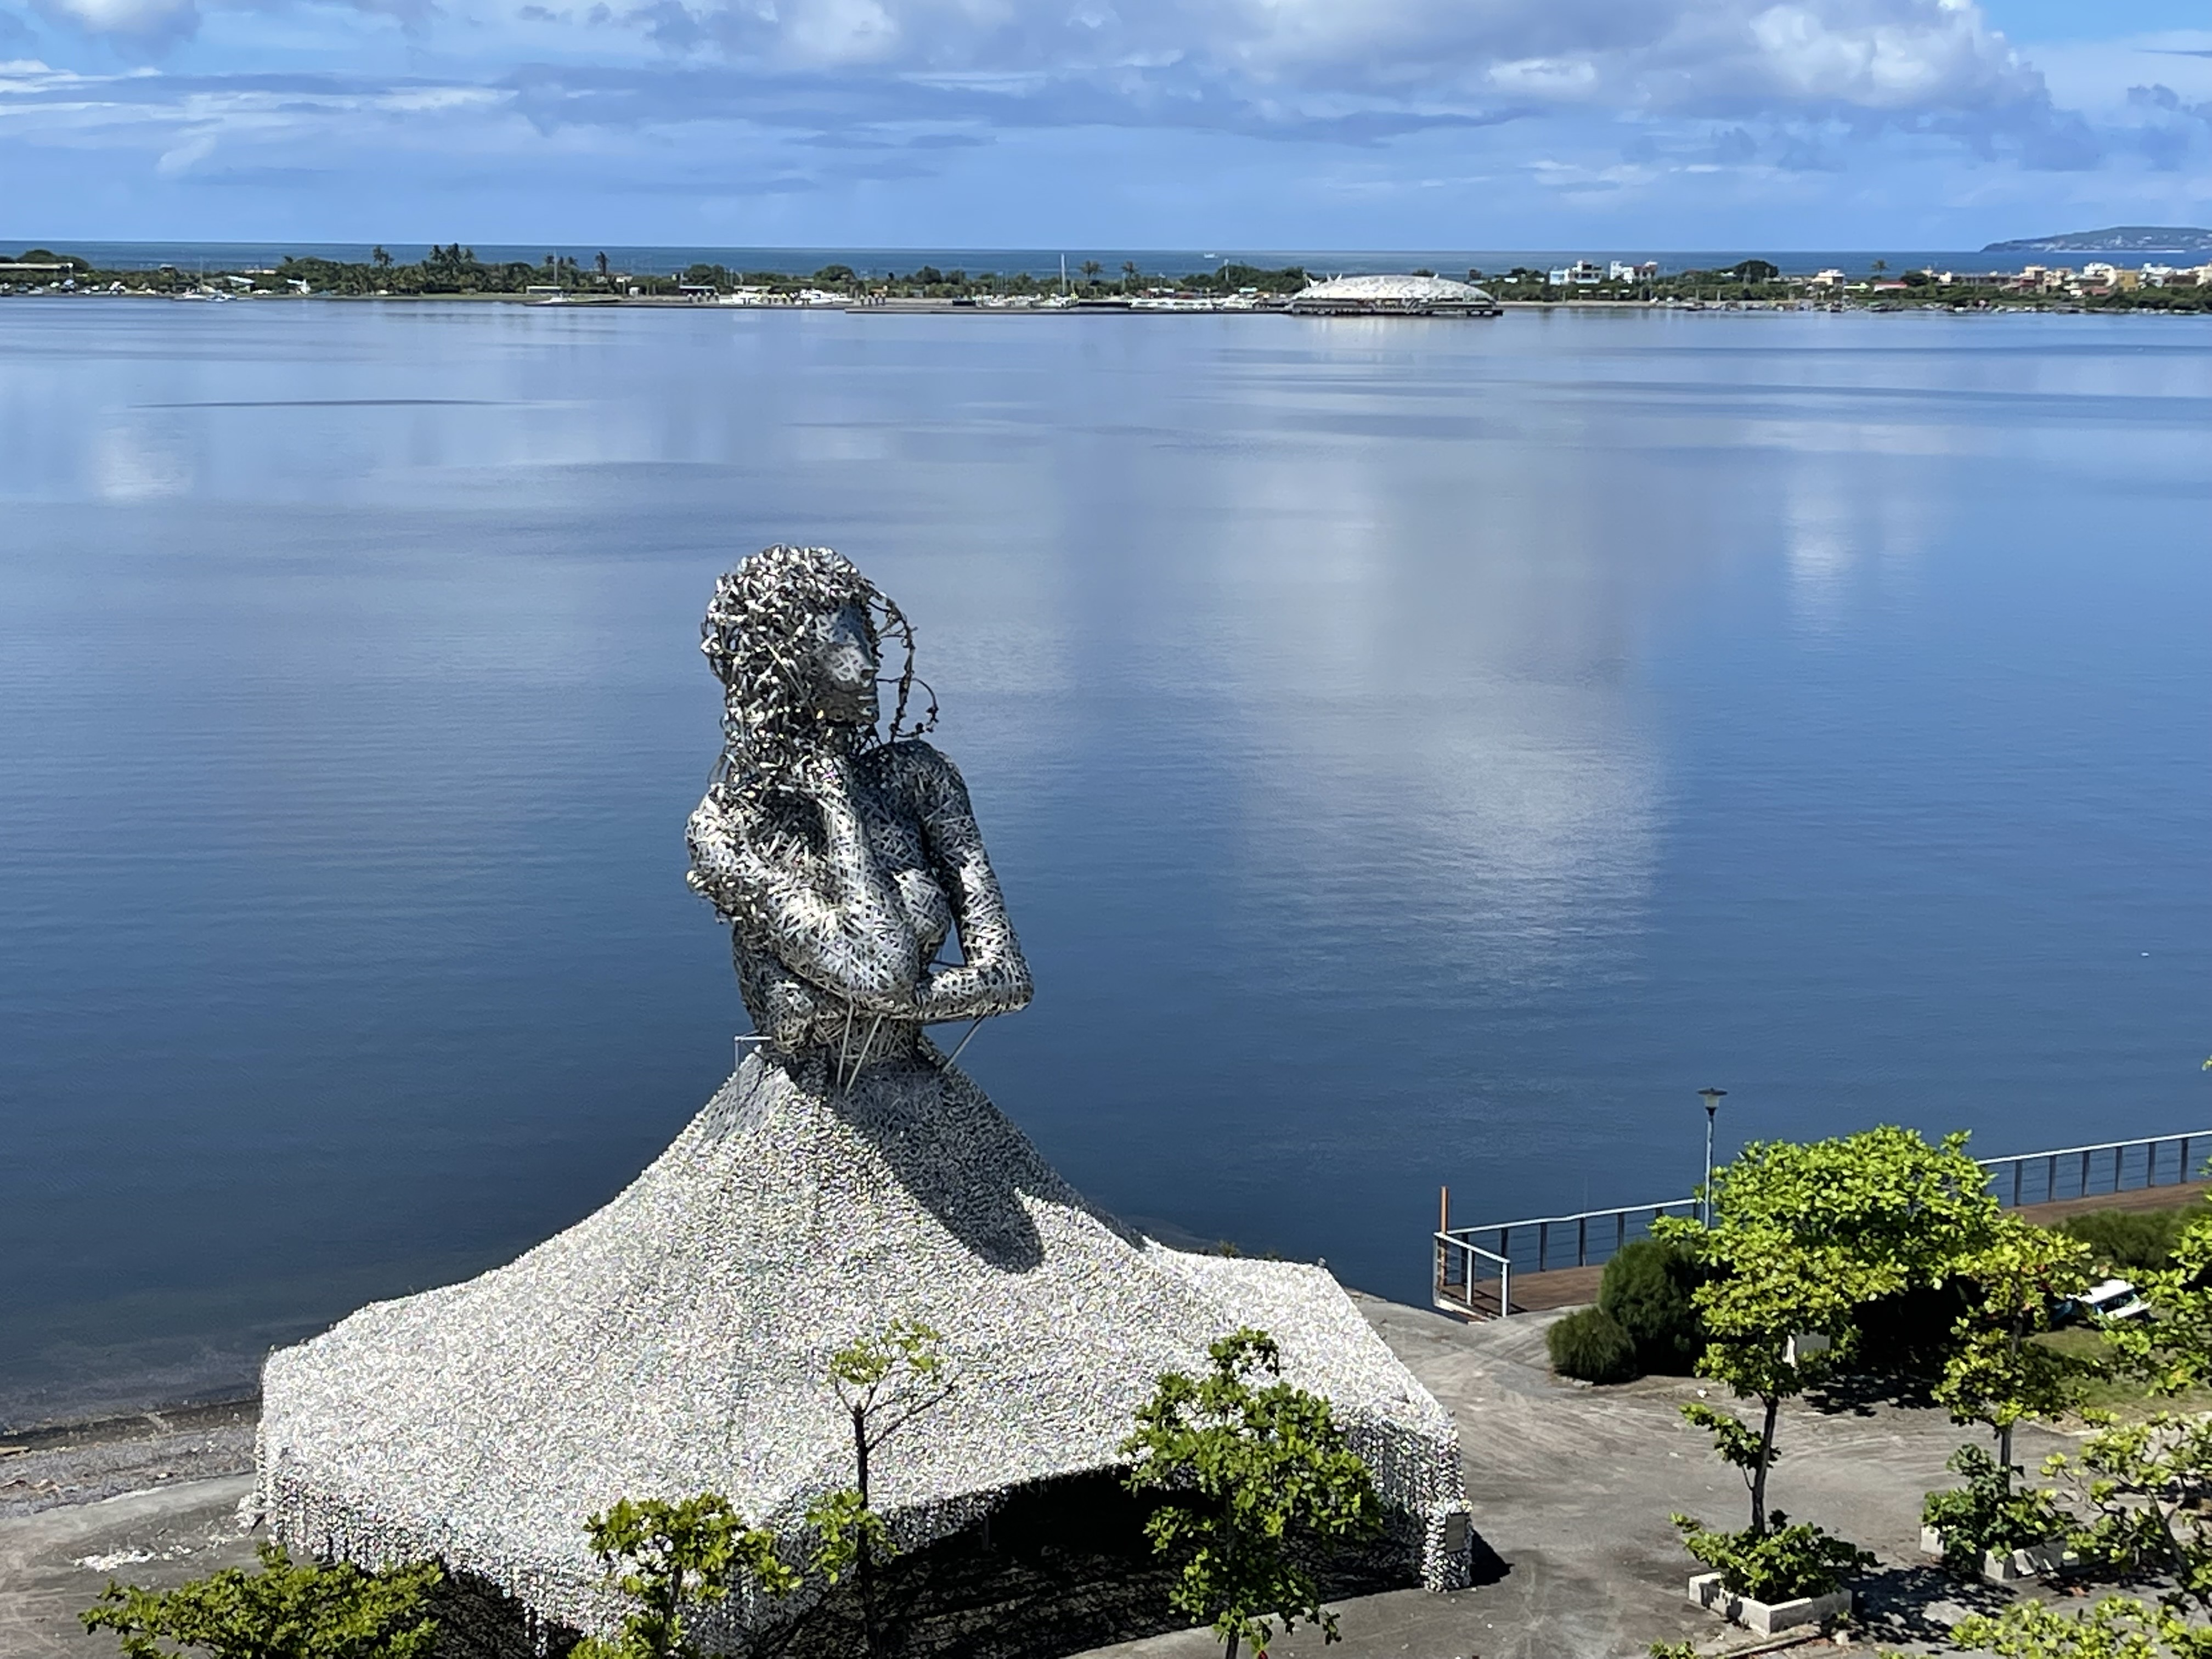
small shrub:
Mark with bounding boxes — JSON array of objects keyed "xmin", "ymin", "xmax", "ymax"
[
  {"xmin": 1599, "ymin": 1238, "xmax": 1706, "ymax": 1373},
  {"xmin": 82, "ymin": 1542, "xmax": 441, "ymax": 1659},
  {"xmin": 2059, "ymin": 1206, "xmax": 2198, "ymax": 1273},
  {"xmin": 1920, "ymin": 1444, "xmax": 2069, "ymax": 1569},
  {"xmin": 1671, "ymin": 1513, "xmax": 1874, "ymax": 1603},
  {"xmin": 1547, "ymin": 1306, "xmax": 1639, "ymax": 1384}
]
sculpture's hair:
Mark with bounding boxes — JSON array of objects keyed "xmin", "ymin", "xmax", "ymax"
[{"xmin": 701, "ymin": 545, "xmax": 935, "ymax": 804}]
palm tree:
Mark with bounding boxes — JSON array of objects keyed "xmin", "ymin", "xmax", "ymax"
[
  {"xmin": 1121, "ymin": 260, "xmax": 1139, "ymax": 294},
  {"xmin": 371, "ymin": 246, "xmax": 392, "ymax": 270},
  {"xmin": 1081, "ymin": 259, "xmax": 1102, "ymax": 290}
]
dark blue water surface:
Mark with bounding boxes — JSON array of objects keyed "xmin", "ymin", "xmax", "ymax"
[{"xmin": 2, "ymin": 301, "xmax": 2208, "ymax": 1426}]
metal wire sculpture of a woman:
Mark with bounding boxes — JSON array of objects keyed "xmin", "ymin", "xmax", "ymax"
[
  {"xmin": 686, "ymin": 545, "xmax": 1032, "ymax": 1081},
  {"xmin": 253, "ymin": 545, "xmax": 1475, "ymax": 1643}
]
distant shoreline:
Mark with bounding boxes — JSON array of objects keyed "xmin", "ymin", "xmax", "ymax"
[{"xmin": 3, "ymin": 291, "xmax": 2204, "ymax": 319}]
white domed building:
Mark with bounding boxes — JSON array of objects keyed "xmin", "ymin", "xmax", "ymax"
[{"xmin": 1288, "ymin": 274, "xmax": 1500, "ymax": 317}]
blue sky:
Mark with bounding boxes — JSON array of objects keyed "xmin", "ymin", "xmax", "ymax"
[{"xmin": 2, "ymin": 0, "xmax": 2209, "ymax": 247}]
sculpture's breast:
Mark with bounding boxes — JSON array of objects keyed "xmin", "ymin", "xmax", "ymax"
[{"xmin": 858, "ymin": 792, "xmax": 953, "ymax": 960}]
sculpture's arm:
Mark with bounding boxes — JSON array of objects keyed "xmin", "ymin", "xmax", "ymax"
[
  {"xmin": 686, "ymin": 764, "xmax": 924, "ymax": 1014},
  {"xmin": 895, "ymin": 746, "xmax": 1034, "ymax": 1024}
]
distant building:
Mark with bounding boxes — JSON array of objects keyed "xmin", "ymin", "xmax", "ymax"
[
  {"xmin": 1605, "ymin": 261, "xmax": 1655, "ymax": 281},
  {"xmin": 1807, "ymin": 269, "xmax": 1847, "ymax": 287},
  {"xmin": 1548, "ymin": 261, "xmax": 1604, "ymax": 286},
  {"xmin": 1288, "ymin": 273, "xmax": 1501, "ymax": 316}
]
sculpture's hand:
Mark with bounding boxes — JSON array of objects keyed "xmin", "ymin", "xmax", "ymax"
[
  {"xmin": 792, "ymin": 749, "xmax": 856, "ymax": 811},
  {"xmin": 688, "ymin": 770, "xmax": 923, "ymax": 1017},
  {"xmin": 889, "ymin": 743, "xmax": 1032, "ymax": 1025}
]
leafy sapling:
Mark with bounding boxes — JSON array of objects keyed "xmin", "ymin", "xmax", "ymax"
[
  {"xmin": 572, "ymin": 1494, "xmax": 795, "ymax": 1659},
  {"xmin": 807, "ymin": 1317, "xmax": 953, "ymax": 1658},
  {"xmin": 1121, "ymin": 1327, "xmax": 1381, "ymax": 1659}
]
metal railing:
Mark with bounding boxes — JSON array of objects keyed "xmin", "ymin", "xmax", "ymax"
[
  {"xmin": 1433, "ymin": 1234, "xmax": 1513, "ymax": 1322},
  {"xmin": 1434, "ymin": 1199, "xmax": 1698, "ymax": 1321},
  {"xmin": 1979, "ymin": 1131, "xmax": 2211, "ymax": 1210},
  {"xmin": 1433, "ymin": 1128, "xmax": 2212, "ymax": 1322}
]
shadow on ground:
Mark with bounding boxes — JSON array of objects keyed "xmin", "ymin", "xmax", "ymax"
[{"xmin": 1852, "ymin": 1561, "xmax": 2013, "ymax": 1649}]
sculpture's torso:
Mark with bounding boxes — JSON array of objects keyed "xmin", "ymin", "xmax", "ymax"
[{"xmin": 720, "ymin": 743, "xmax": 967, "ymax": 1066}]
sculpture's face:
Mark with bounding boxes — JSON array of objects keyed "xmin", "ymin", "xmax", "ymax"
[{"xmin": 807, "ymin": 601, "xmax": 880, "ymax": 730}]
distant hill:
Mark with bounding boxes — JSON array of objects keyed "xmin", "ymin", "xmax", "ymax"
[{"xmin": 1983, "ymin": 226, "xmax": 2212, "ymax": 253}]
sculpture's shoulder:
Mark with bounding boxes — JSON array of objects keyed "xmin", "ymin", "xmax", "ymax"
[{"xmin": 857, "ymin": 738, "xmax": 970, "ymax": 806}]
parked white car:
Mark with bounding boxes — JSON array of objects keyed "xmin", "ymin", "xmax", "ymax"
[{"xmin": 2073, "ymin": 1277, "xmax": 2151, "ymax": 1322}]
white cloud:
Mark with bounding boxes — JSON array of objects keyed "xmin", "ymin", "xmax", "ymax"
[
  {"xmin": 36, "ymin": 0, "xmax": 195, "ymax": 41},
  {"xmin": 636, "ymin": 0, "xmax": 2046, "ymax": 125}
]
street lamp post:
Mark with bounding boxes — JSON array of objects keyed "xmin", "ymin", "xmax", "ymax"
[{"xmin": 1699, "ymin": 1087, "xmax": 1728, "ymax": 1228}]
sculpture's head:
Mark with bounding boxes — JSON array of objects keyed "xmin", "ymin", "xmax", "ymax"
[{"xmin": 702, "ymin": 545, "xmax": 933, "ymax": 792}]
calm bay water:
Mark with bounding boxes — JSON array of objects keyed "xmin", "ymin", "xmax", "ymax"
[{"xmin": 2, "ymin": 301, "xmax": 2208, "ymax": 1426}]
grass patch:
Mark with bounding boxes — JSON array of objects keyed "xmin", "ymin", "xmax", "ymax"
[{"xmin": 2031, "ymin": 1325, "xmax": 2212, "ymax": 1420}]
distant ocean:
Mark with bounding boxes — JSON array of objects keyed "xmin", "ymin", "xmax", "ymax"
[{"xmin": 5, "ymin": 242, "xmax": 2131, "ymax": 278}]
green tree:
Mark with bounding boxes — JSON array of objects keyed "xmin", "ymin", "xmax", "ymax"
[
  {"xmin": 1948, "ymin": 1415, "xmax": 2212, "ymax": 1654},
  {"xmin": 1933, "ymin": 1215, "xmax": 2096, "ymax": 1480},
  {"xmin": 371, "ymin": 246, "xmax": 392, "ymax": 270},
  {"xmin": 571, "ymin": 1494, "xmax": 795, "ymax": 1659},
  {"xmin": 1121, "ymin": 1328, "xmax": 1381, "ymax": 1659},
  {"xmin": 2103, "ymin": 1208, "xmax": 2212, "ymax": 1396},
  {"xmin": 806, "ymin": 1317, "xmax": 952, "ymax": 1657},
  {"xmin": 1925, "ymin": 1135, "xmax": 2212, "ymax": 1659},
  {"xmin": 2042, "ymin": 1414, "xmax": 2212, "ymax": 1615},
  {"xmin": 82, "ymin": 1542, "xmax": 440, "ymax": 1659},
  {"xmin": 1656, "ymin": 1126, "xmax": 2001, "ymax": 1533},
  {"xmin": 1121, "ymin": 260, "xmax": 1140, "ymax": 292}
]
